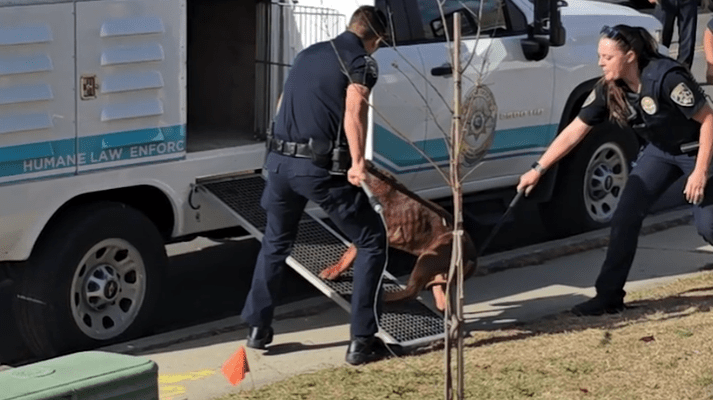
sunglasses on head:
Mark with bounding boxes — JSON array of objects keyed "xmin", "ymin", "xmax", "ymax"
[{"xmin": 600, "ymin": 25, "xmax": 630, "ymax": 45}]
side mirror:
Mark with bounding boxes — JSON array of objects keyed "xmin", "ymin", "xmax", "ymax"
[
  {"xmin": 549, "ymin": 0, "xmax": 566, "ymax": 46},
  {"xmin": 533, "ymin": 0, "xmax": 567, "ymax": 47},
  {"xmin": 520, "ymin": 36, "xmax": 550, "ymax": 61}
]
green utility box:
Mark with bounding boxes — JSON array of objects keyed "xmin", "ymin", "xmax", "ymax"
[{"xmin": 0, "ymin": 351, "xmax": 158, "ymax": 400}]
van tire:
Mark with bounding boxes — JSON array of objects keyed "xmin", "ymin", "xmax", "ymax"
[
  {"xmin": 540, "ymin": 123, "xmax": 639, "ymax": 237},
  {"xmin": 13, "ymin": 202, "xmax": 166, "ymax": 358}
]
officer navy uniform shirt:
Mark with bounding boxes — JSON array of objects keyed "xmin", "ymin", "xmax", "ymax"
[
  {"xmin": 273, "ymin": 31, "xmax": 378, "ymax": 146},
  {"xmin": 266, "ymin": 31, "xmax": 379, "ymax": 176},
  {"xmin": 578, "ymin": 57, "xmax": 706, "ymax": 154}
]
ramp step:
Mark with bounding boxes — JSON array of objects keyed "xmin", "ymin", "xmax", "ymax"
[
  {"xmin": 202, "ymin": 175, "xmax": 267, "ymax": 230},
  {"xmin": 202, "ymin": 174, "xmax": 444, "ymax": 347}
]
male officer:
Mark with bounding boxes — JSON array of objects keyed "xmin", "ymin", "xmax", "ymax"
[
  {"xmin": 650, "ymin": 0, "xmax": 697, "ymax": 70},
  {"xmin": 240, "ymin": 6, "xmax": 389, "ymax": 366}
]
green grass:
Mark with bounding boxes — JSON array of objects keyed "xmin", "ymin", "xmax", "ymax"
[{"xmin": 216, "ymin": 272, "xmax": 713, "ymax": 400}]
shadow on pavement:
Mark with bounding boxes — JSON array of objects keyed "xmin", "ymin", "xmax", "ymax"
[{"xmin": 263, "ymin": 340, "xmax": 351, "ymax": 356}]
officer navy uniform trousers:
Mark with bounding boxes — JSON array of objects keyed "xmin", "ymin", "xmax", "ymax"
[
  {"xmin": 654, "ymin": 0, "xmax": 698, "ymax": 69},
  {"xmin": 241, "ymin": 153, "xmax": 387, "ymax": 338},
  {"xmin": 597, "ymin": 144, "xmax": 713, "ymax": 299}
]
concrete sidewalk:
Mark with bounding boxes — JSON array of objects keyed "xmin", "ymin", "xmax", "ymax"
[{"xmin": 100, "ymin": 209, "xmax": 713, "ymax": 400}]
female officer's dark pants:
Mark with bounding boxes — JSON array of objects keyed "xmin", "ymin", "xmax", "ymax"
[
  {"xmin": 241, "ymin": 156, "xmax": 387, "ymax": 338},
  {"xmin": 596, "ymin": 144, "xmax": 713, "ymax": 301}
]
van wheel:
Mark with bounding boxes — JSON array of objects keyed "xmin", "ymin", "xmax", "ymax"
[
  {"xmin": 13, "ymin": 202, "xmax": 166, "ymax": 358},
  {"xmin": 540, "ymin": 123, "xmax": 639, "ymax": 237}
]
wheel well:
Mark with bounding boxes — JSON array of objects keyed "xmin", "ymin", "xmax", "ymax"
[
  {"xmin": 557, "ymin": 78, "xmax": 599, "ymax": 133},
  {"xmin": 557, "ymin": 78, "xmax": 644, "ymax": 149},
  {"xmin": 40, "ymin": 186, "xmax": 175, "ymax": 245},
  {"xmin": 528, "ymin": 78, "xmax": 616, "ymax": 203}
]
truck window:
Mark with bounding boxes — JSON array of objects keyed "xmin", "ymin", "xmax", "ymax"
[{"xmin": 414, "ymin": 0, "xmax": 526, "ymax": 41}]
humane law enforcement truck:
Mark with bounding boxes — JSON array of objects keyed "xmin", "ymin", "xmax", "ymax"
[{"xmin": 0, "ymin": 0, "xmax": 660, "ymax": 359}]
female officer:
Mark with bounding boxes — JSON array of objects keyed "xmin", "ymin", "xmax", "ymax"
[{"xmin": 518, "ymin": 24, "xmax": 713, "ymax": 316}]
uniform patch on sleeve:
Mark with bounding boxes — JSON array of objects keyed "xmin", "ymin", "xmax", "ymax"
[
  {"xmin": 582, "ymin": 89, "xmax": 596, "ymax": 108},
  {"xmin": 670, "ymin": 82, "xmax": 695, "ymax": 107}
]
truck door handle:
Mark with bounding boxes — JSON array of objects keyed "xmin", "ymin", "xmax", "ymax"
[{"xmin": 430, "ymin": 64, "xmax": 453, "ymax": 76}]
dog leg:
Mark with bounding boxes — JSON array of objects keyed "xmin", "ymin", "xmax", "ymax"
[
  {"xmin": 431, "ymin": 282, "xmax": 447, "ymax": 312},
  {"xmin": 384, "ymin": 243, "xmax": 451, "ymax": 308},
  {"xmin": 319, "ymin": 245, "xmax": 357, "ymax": 280},
  {"xmin": 428, "ymin": 259, "xmax": 477, "ymax": 312},
  {"xmin": 423, "ymin": 273, "xmax": 448, "ymax": 311}
]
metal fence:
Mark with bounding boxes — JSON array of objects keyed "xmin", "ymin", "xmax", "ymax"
[{"xmin": 254, "ymin": 2, "xmax": 346, "ymax": 139}]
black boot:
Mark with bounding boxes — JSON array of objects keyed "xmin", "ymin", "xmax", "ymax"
[
  {"xmin": 571, "ymin": 296, "xmax": 625, "ymax": 316},
  {"xmin": 246, "ymin": 326, "xmax": 273, "ymax": 349},
  {"xmin": 345, "ymin": 336, "xmax": 380, "ymax": 366}
]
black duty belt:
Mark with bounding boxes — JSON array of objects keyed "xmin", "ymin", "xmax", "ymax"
[{"xmin": 268, "ymin": 137, "xmax": 311, "ymax": 158}]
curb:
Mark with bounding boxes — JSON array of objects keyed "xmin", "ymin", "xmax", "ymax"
[
  {"xmin": 100, "ymin": 296, "xmax": 339, "ymax": 355},
  {"xmin": 104, "ymin": 208, "xmax": 693, "ymax": 355}
]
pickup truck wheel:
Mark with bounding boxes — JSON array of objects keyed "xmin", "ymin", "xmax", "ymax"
[
  {"xmin": 541, "ymin": 124, "xmax": 639, "ymax": 237},
  {"xmin": 13, "ymin": 202, "xmax": 166, "ymax": 358}
]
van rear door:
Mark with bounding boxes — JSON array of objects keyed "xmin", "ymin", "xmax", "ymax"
[
  {"xmin": 75, "ymin": 0, "xmax": 185, "ymax": 172},
  {"xmin": 0, "ymin": 2, "xmax": 75, "ymax": 184}
]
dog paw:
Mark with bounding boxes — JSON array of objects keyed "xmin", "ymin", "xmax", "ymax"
[{"xmin": 319, "ymin": 268, "xmax": 341, "ymax": 280}]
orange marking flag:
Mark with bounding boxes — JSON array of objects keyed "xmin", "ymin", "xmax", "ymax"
[{"xmin": 222, "ymin": 346, "xmax": 250, "ymax": 386}]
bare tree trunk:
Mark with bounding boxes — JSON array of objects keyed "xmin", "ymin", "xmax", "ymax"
[
  {"xmin": 453, "ymin": 11, "xmax": 465, "ymax": 400},
  {"xmin": 445, "ymin": 11, "xmax": 465, "ymax": 400}
]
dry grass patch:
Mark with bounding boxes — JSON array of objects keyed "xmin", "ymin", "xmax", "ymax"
[{"xmin": 218, "ymin": 272, "xmax": 713, "ymax": 400}]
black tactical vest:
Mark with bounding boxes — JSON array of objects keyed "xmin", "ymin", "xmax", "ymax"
[{"xmin": 630, "ymin": 58, "xmax": 700, "ymax": 155}]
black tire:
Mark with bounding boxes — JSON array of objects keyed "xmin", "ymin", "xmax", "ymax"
[
  {"xmin": 13, "ymin": 202, "xmax": 166, "ymax": 358},
  {"xmin": 540, "ymin": 122, "xmax": 640, "ymax": 237}
]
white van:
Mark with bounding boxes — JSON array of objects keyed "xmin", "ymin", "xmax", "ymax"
[{"xmin": 0, "ymin": 0, "xmax": 659, "ymax": 358}]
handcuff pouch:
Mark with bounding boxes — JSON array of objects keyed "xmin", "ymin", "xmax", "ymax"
[
  {"xmin": 329, "ymin": 145, "xmax": 350, "ymax": 175},
  {"xmin": 308, "ymin": 138, "xmax": 333, "ymax": 169}
]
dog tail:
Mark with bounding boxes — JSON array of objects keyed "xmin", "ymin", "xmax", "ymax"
[{"xmin": 383, "ymin": 274, "xmax": 430, "ymax": 304}]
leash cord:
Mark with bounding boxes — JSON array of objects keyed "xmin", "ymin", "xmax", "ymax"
[
  {"xmin": 362, "ymin": 182, "xmax": 429, "ymax": 374},
  {"xmin": 477, "ymin": 190, "xmax": 524, "ymax": 254}
]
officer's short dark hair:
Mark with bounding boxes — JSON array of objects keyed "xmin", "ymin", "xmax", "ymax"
[{"xmin": 348, "ymin": 6, "xmax": 388, "ymax": 42}]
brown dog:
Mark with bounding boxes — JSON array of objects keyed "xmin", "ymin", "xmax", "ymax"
[{"xmin": 319, "ymin": 162, "xmax": 477, "ymax": 311}]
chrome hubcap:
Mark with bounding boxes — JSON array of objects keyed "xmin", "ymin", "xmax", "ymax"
[
  {"xmin": 70, "ymin": 239, "xmax": 147, "ymax": 340},
  {"xmin": 584, "ymin": 143, "xmax": 629, "ymax": 224}
]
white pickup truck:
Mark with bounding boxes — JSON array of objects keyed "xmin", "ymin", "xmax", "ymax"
[
  {"xmin": 364, "ymin": 0, "xmax": 662, "ymax": 236},
  {"xmin": 0, "ymin": 0, "xmax": 659, "ymax": 358}
]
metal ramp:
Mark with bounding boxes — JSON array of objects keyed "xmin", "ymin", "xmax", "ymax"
[{"xmin": 200, "ymin": 173, "xmax": 444, "ymax": 348}]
